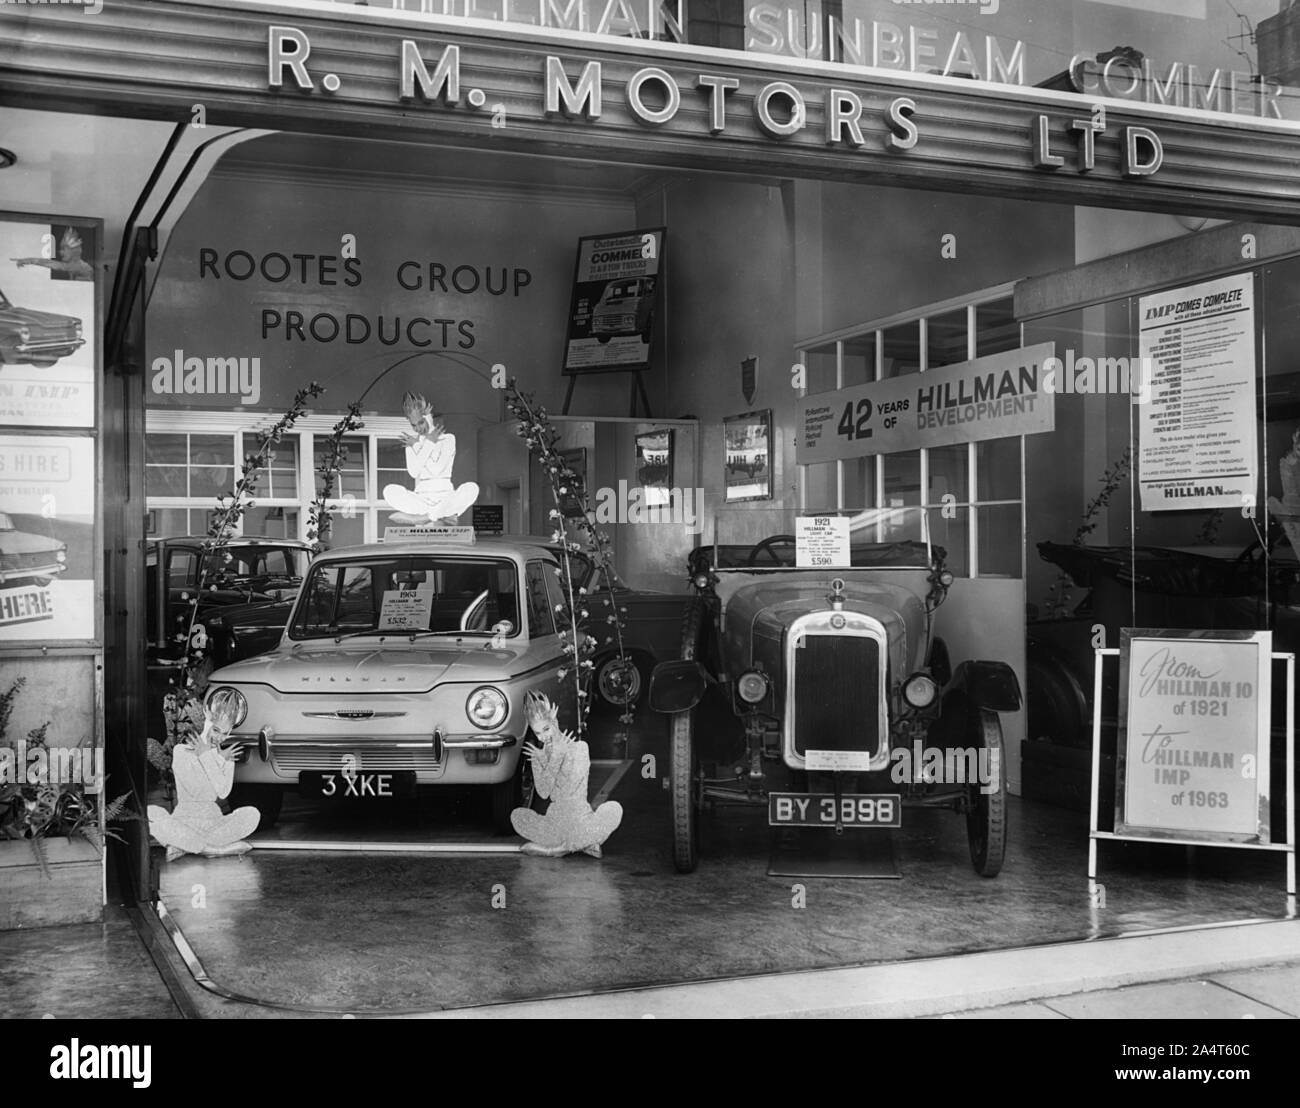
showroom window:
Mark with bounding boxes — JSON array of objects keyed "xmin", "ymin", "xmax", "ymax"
[
  {"xmin": 798, "ymin": 286, "xmax": 1024, "ymax": 578},
  {"xmin": 144, "ymin": 413, "xmax": 416, "ymax": 543}
]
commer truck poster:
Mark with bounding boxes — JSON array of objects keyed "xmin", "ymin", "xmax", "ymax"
[
  {"xmin": 562, "ymin": 227, "xmax": 664, "ymax": 375},
  {"xmin": 1137, "ymin": 272, "xmax": 1257, "ymax": 512}
]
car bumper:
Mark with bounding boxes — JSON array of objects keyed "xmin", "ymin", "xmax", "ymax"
[
  {"xmin": 13, "ymin": 337, "xmax": 84, "ymax": 357},
  {"xmin": 225, "ymin": 726, "xmax": 521, "ymax": 786},
  {"xmin": 0, "ymin": 562, "xmax": 66, "ymax": 584}
]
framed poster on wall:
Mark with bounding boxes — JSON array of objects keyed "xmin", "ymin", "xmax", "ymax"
[
  {"xmin": 635, "ymin": 428, "xmax": 673, "ymax": 508},
  {"xmin": 561, "ymin": 227, "xmax": 665, "ymax": 375},
  {"xmin": 0, "ymin": 213, "xmax": 98, "ymax": 429},
  {"xmin": 0, "ymin": 434, "xmax": 96, "ymax": 642},
  {"xmin": 723, "ymin": 410, "xmax": 772, "ymax": 503},
  {"xmin": 1115, "ymin": 628, "xmax": 1271, "ymax": 844}
]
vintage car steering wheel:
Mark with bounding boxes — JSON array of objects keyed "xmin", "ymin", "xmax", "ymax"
[
  {"xmin": 460, "ymin": 589, "xmax": 490, "ymax": 631},
  {"xmin": 746, "ymin": 534, "xmax": 797, "ymax": 566}
]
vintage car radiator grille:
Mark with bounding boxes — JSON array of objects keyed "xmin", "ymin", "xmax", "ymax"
[
  {"xmin": 792, "ymin": 635, "xmax": 881, "ymax": 756},
  {"xmin": 271, "ymin": 746, "xmax": 442, "ymax": 773}
]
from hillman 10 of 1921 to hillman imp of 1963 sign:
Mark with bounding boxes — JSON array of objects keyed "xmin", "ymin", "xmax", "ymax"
[
  {"xmin": 796, "ymin": 343, "xmax": 1056, "ymax": 465},
  {"xmin": 1117, "ymin": 629, "xmax": 1272, "ymax": 844}
]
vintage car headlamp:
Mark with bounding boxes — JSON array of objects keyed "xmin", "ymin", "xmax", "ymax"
[
  {"xmin": 17, "ymin": 326, "xmax": 30, "ymax": 342},
  {"xmin": 466, "ymin": 686, "xmax": 508, "ymax": 729},
  {"xmin": 692, "ymin": 573, "xmax": 711, "ymax": 590},
  {"xmin": 74, "ymin": 322, "xmax": 83, "ymax": 339},
  {"xmin": 55, "ymin": 549, "xmax": 67, "ymax": 564},
  {"xmin": 206, "ymin": 686, "xmax": 248, "ymax": 728},
  {"xmin": 736, "ymin": 670, "xmax": 769, "ymax": 704},
  {"xmin": 902, "ymin": 672, "xmax": 939, "ymax": 710},
  {"xmin": 937, "ymin": 570, "xmax": 954, "ymax": 588}
]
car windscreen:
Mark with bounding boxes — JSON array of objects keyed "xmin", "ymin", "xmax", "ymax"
[
  {"xmin": 290, "ymin": 555, "xmax": 520, "ymax": 639},
  {"xmin": 202, "ymin": 544, "xmax": 304, "ymax": 583},
  {"xmin": 706, "ymin": 507, "xmax": 932, "ymax": 570}
]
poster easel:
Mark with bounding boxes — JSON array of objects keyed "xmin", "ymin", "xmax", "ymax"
[{"xmin": 1087, "ymin": 636, "xmax": 1296, "ymax": 916}]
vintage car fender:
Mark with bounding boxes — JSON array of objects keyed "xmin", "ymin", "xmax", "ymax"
[
  {"xmin": 942, "ymin": 659, "xmax": 1023, "ymax": 713},
  {"xmin": 647, "ymin": 658, "xmax": 710, "ymax": 714}
]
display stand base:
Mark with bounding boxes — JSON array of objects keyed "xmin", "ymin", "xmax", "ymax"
[{"xmin": 767, "ymin": 827, "xmax": 900, "ymax": 879}]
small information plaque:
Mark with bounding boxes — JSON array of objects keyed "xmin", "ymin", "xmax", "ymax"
[
  {"xmin": 377, "ymin": 588, "xmax": 434, "ymax": 631},
  {"xmin": 796, "ymin": 516, "xmax": 851, "ymax": 568},
  {"xmin": 383, "ymin": 526, "xmax": 476, "ymax": 544}
]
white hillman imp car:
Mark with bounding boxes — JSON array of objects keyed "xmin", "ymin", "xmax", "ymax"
[{"xmin": 204, "ymin": 536, "xmax": 578, "ymax": 832}]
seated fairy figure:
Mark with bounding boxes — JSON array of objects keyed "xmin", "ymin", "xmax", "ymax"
[
  {"xmin": 147, "ymin": 698, "xmax": 261, "ymax": 861},
  {"xmin": 511, "ymin": 692, "xmax": 622, "ymax": 858},
  {"xmin": 382, "ymin": 391, "xmax": 480, "ymax": 525}
]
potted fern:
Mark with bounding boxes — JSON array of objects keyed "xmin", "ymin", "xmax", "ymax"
[{"xmin": 0, "ymin": 676, "xmax": 136, "ymax": 930}]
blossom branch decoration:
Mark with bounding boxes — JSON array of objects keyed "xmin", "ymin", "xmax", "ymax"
[
  {"xmin": 504, "ymin": 380, "xmax": 637, "ymax": 732},
  {"xmin": 307, "ymin": 401, "xmax": 366, "ymax": 552},
  {"xmin": 152, "ymin": 383, "xmax": 324, "ymax": 784}
]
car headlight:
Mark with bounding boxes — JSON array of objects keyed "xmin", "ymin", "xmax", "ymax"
[
  {"xmin": 902, "ymin": 673, "xmax": 939, "ymax": 710},
  {"xmin": 737, "ymin": 670, "xmax": 769, "ymax": 704},
  {"xmin": 466, "ymin": 686, "xmax": 508, "ymax": 730},
  {"xmin": 74, "ymin": 322, "xmax": 82, "ymax": 338},
  {"xmin": 206, "ymin": 686, "xmax": 248, "ymax": 728},
  {"xmin": 55, "ymin": 549, "xmax": 66, "ymax": 564},
  {"xmin": 17, "ymin": 326, "xmax": 30, "ymax": 341}
]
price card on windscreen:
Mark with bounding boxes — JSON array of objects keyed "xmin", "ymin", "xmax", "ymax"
[
  {"xmin": 378, "ymin": 587, "xmax": 434, "ymax": 631},
  {"xmin": 796, "ymin": 516, "xmax": 850, "ymax": 568},
  {"xmin": 1117, "ymin": 629, "xmax": 1271, "ymax": 843}
]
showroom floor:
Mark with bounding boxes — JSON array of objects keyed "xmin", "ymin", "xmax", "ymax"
[{"xmin": 138, "ymin": 721, "xmax": 1291, "ymax": 1016}]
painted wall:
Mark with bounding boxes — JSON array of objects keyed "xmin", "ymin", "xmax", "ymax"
[{"xmin": 147, "ymin": 161, "xmax": 642, "ymax": 470}]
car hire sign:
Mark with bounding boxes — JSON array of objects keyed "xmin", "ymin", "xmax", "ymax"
[{"xmin": 797, "ymin": 343, "xmax": 1056, "ymax": 464}]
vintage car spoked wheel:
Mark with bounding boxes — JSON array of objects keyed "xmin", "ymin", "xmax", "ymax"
[
  {"xmin": 966, "ymin": 709, "xmax": 1007, "ymax": 877},
  {"xmin": 670, "ymin": 599, "xmax": 708, "ymax": 873}
]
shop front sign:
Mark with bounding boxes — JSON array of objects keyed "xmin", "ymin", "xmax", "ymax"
[
  {"xmin": 5, "ymin": 1, "xmax": 1300, "ymax": 222},
  {"xmin": 796, "ymin": 342, "xmax": 1056, "ymax": 464}
]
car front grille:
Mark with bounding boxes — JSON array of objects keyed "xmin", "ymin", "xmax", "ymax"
[
  {"xmin": 792, "ymin": 634, "xmax": 881, "ymax": 756},
  {"xmin": 271, "ymin": 745, "xmax": 442, "ymax": 774}
]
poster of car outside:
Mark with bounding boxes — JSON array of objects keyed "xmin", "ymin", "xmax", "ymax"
[
  {"xmin": 562, "ymin": 227, "xmax": 664, "ymax": 374},
  {"xmin": 635, "ymin": 428, "xmax": 673, "ymax": 508},
  {"xmin": 0, "ymin": 434, "xmax": 95, "ymax": 642},
  {"xmin": 723, "ymin": 410, "xmax": 772, "ymax": 502},
  {"xmin": 0, "ymin": 215, "xmax": 97, "ymax": 429}
]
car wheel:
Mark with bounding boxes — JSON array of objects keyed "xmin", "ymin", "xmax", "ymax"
[
  {"xmin": 670, "ymin": 599, "xmax": 707, "ymax": 873},
  {"xmin": 491, "ymin": 755, "xmax": 542, "ymax": 834},
  {"xmin": 593, "ymin": 653, "xmax": 647, "ymax": 714},
  {"xmin": 965, "ymin": 709, "xmax": 1007, "ymax": 878},
  {"xmin": 228, "ymin": 784, "xmax": 282, "ymax": 831}
]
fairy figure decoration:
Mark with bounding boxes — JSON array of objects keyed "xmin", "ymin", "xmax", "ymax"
[{"xmin": 382, "ymin": 391, "xmax": 480, "ymax": 524}]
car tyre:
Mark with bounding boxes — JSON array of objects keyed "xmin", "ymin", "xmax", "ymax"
[
  {"xmin": 228, "ymin": 784, "xmax": 282, "ymax": 831},
  {"xmin": 966, "ymin": 709, "xmax": 1007, "ymax": 878},
  {"xmin": 492, "ymin": 754, "xmax": 542, "ymax": 834},
  {"xmin": 670, "ymin": 599, "xmax": 707, "ymax": 873}
]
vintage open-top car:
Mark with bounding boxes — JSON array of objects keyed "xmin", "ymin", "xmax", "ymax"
[
  {"xmin": 649, "ymin": 507, "xmax": 1022, "ymax": 876},
  {"xmin": 202, "ymin": 536, "xmax": 576, "ymax": 831}
]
